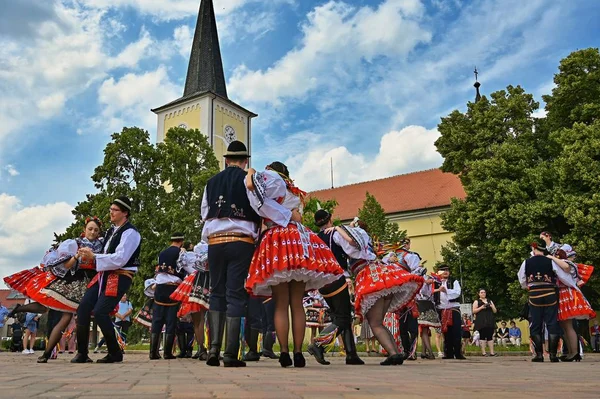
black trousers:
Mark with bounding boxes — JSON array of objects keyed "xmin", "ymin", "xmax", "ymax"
[
  {"xmin": 443, "ymin": 308, "xmax": 462, "ymax": 358},
  {"xmin": 399, "ymin": 310, "xmax": 418, "ymax": 354},
  {"xmin": 208, "ymin": 241, "xmax": 255, "ymax": 317},
  {"xmin": 77, "ymin": 273, "xmax": 132, "ymax": 354},
  {"xmin": 247, "ymin": 296, "xmax": 275, "ymax": 332},
  {"xmin": 319, "ymin": 276, "xmax": 353, "ymax": 330},
  {"xmin": 529, "ymin": 289, "xmax": 560, "ymax": 336},
  {"xmin": 152, "ymin": 284, "xmax": 180, "ymax": 334}
]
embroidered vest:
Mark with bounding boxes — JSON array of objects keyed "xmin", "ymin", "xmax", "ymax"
[
  {"xmin": 318, "ymin": 230, "xmax": 348, "ymax": 271},
  {"xmin": 205, "ymin": 166, "xmax": 261, "ymax": 225},
  {"xmin": 524, "ymin": 255, "xmax": 557, "ymax": 288},
  {"xmin": 155, "ymin": 245, "xmax": 185, "ymax": 279},
  {"xmin": 103, "ymin": 221, "xmax": 141, "ymax": 269}
]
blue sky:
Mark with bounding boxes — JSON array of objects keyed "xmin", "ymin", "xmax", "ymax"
[{"xmin": 1, "ymin": 0, "xmax": 599, "ymax": 283}]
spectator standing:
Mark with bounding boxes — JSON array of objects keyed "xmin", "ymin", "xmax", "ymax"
[
  {"xmin": 0, "ymin": 300, "xmax": 9, "ymax": 338},
  {"xmin": 22, "ymin": 312, "xmax": 40, "ymax": 354},
  {"xmin": 115, "ymin": 294, "xmax": 133, "ymax": 344},
  {"xmin": 472, "ymin": 288, "xmax": 498, "ymax": 356},
  {"xmin": 461, "ymin": 314, "xmax": 472, "ymax": 354},
  {"xmin": 590, "ymin": 320, "xmax": 600, "ymax": 353},
  {"xmin": 497, "ymin": 322, "xmax": 509, "ymax": 346},
  {"xmin": 509, "ymin": 321, "xmax": 522, "ymax": 346}
]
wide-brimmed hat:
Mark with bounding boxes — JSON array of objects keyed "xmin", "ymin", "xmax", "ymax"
[
  {"xmin": 314, "ymin": 209, "xmax": 331, "ymax": 227},
  {"xmin": 224, "ymin": 140, "xmax": 250, "ymax": 158}
]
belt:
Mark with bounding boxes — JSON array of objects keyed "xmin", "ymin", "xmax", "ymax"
[
  {"xmin": 321, "ymin": 282, "xmax": 348, "ymax": 298},
  {"xmin": 112, "ymin": 269, "xmax": 135, "ymax": 279},
  {"xmin": 208, "ymin": 233, "xmax": 255, "ymax": 245},
  {"xmin": 154, "ymin": 300, "xmax": 179, "ymax": 307}
]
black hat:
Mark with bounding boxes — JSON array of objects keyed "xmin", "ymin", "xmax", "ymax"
[
  {"xmin": 531, "ymin": 238, "xmax": 547, "ymax": 252},
  {"xmin": 224, "ymin": 140, "xmax": 250, "ymax": 158},
  {"xmin": 437, "ymin": 264, "xmax": 450, "ymax": 272},
  {"xmin": 314, "ymin": 209, "xmax": 332, "ymax": 227},
  {"xmin": 171, "ymin": 232, "xmax": 185, "ymax": 241},
  {"xmin": 112, "ymin": 196, "xmax": 132, "ymax": 212}
]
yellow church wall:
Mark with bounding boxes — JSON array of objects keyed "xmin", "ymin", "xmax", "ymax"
[
  {"xmin": 163, "ymin": 105, "xmax": 202, "ymax": 137},
  {"xmin": 214, "ymin": 104, "xmax": 248, "ymax": 168}
]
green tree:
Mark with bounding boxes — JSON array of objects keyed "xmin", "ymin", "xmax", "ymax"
[
  {"xmin": 302, "ymin": 197, "xmax": 339, "ymax": 233},
  {"xmin": 357, "ymin": 192, "xmax": 406, "ymax": 245}
]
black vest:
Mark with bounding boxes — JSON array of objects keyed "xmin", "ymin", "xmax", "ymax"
[
  {"xmin": 103, "ymin": 221, "xmax": 141, "ymax": 269},
  {"xmin": 444, "ymin": 277, "xmax": 460, "ymax": 303},
  {"xmin": 205, "ymin": 166, "xmax": 261, "ymax": 225},
  {"xmin": 524, "ymin": 255, "xmax": 557, "ymax": 287},
  {"xmin": 156, "ymin": 245, "xmax": 185, "ymax": 280},
  {"xmin": 318, "ymin": 230, "xmax": 348, "ymax": 271}
]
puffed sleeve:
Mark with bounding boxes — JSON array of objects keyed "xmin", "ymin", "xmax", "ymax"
[
  {"xmin": 247, "ymin": 170, "xmax": 292, "ymax": 227},
  {"xmin": 44, "ymin": 239, "xmax": 79, "ymax": 278}
]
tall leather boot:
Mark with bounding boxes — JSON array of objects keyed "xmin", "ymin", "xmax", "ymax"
[
  {"xmin": 70, "ymin": 325, "xmax": 93, "ymax": 363},
  {"xmin": 176, "ymin": 333, "xmax": 187, "ymax": 358},
  {"xmin": 262, "ymin": 331, "xmax": 279, "ymax": 359},
  {"xmin": 530, "ymin": 334, "xmax": 544, "ymax": 362},
  {"xmin": 149, "ymin": 333, "xmax": 161, "ymax": 360},
  {"xmin": 548, "ymin": 334, "xmax": 560, "ymax": 363},
  {"xmin": 163, "ymin": 334, "xmax": 176, "ymax": 360},
  {"xmin": 242, "ymin": 328, "xmax": 261, "ymax": 361},
  {"xmin": 223, "ymin": 317, "xmax": 246, "ymax": 367},
  {"xmin": 342, "ymin": 328, "xmax": 364, "ymax": 365},
  {"xmin": 307, "ymin": 323, "xmax": 339, "ymax": 365},
  {"xmin": 96, "ymin": 330, "xmax": 123, "ymax": 363},
  {"xmin": 206, "ymin": 311, "xmax": 225, "ymax": 366}
]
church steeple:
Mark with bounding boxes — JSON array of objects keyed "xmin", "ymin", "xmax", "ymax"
[
  {"xmin": 473, "ymin": 67, "xmax": 481, "ymax": 103},
  {"xmin": 184, "ymin": 0, "xmax": 228, "ymax": 98}
]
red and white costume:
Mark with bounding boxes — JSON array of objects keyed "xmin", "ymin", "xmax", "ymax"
[{"xmin": 170, "ymin": 242, "xmax": 211, "ymax": 317}]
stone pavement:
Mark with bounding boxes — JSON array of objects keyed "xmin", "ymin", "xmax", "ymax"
[{"xmin": 1, "ymin": 352, "xmax": 599, "ymax": 399}]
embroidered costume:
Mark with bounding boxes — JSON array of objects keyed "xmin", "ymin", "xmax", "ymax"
[
  {"xmin": 133, "ymin": 279, "xmax": 156, "ymax": 329},
  {"xmin": 245, "ymin": 170, "xmax": 343, "ymax": 296},
  {"xmin": 4, "ymin": 238, "xmax": 103, "ymax": 313},
  {"xmin": 170, "ymin": 242, "xmax": 211, "ymax": 318},
  {"xmin": 303, "ymin": 291, "xmax": 331, "ymax": 328}
]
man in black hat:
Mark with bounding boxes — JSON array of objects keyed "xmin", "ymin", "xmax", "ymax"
[
  {"xmin": 307, "ymin": 209, "xmax": 364, "ymax": 365},
  {"xmin": 517, "ymin": 238, "xmax": 577, "ymax": 362},
  {"xmin": 72, "ymin": 196, "xmax": 141, "ymax": 364},
  {"xmin": 149, "ymin": 232, "xmax": 196, "ymax": 360},
  {"xmin": 436, "ymin": 264, "xmax": 466, "ymax": 360},
  {"xmin": 201, "ymin": 140, "xmax": 262, "ymax": 367}
]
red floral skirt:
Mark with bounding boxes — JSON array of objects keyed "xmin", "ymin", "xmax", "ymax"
[
  {"xmin": 354, "ymin": 262, "xmax": 424, "ymax": 320},
  {"xmin": 3, "ymin": 267, "xmax": 90, "ymax": 313},
  {"xmin": 577, "ymin": 263, "xmax": 594, "ymax": 284},
  {"xmin": 246, "ymin": 223, "xmax": 344, "ymax": 297},
  {"xmin": 170, "ymin": 271, "xmax": 210, "ymax": 318},
  {"xmin": 133, "ymin": 298, "xmax": 154, "ymax": 328},
  {"xmin": 558, "ymin": 286, "xmax": 596, "ymax": 321}
]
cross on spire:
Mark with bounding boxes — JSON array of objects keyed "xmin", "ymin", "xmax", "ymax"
[{"xmin": 473, "ymin": 66, "xmax": 481, "ymax": 103}]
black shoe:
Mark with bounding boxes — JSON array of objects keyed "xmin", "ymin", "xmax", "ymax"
[
  {"xmin": 193, "ymin": 348, "xmax": 208, "ymax": 360},
  {"xmin": 243, "ymin": 351, "xmax": 261, "ymax": 362},
  {"xmin": 341, "ymin": 328, "xmax": 364, "ymax": 365},
  {"xmin": 163, "ymin": 334, "xmax": 176, "ymax": 360},
  {"xmin": 530, "ymin": 334, "xmax": 544, "ymax": 363},
  {"xmin": 262, "ymin": 331, "xmax": 279, "ymax": 359},
  {"xmin": 455, "ymin": 354, "xmax": 467, "ymax": 360},
  {"xmin": 307, "ymin": 343, "xmax": 330, "ymax": 365},
  {"xmin": 176, "ymin": 333, "xmax": 187, "ymax": 358},
  {"xmin": 37, "ymin": 352, "xmax": 51, "ymax": 363},
  {"xmin": 380, "ymin": 354, "xmax": 404, "ymax": 365},
  {"xmin": 206, "ymin": 311, "xmax": 225, "ymax": 367},
  {"xmin": 149, "ymin": 333, "xmax": 161, "ymax": 360},
  {"xmin": 293, "ymin": 352, "xmax": 306, "ymax": 368},
  {"xmin": 70, "ymin": 353, "xmax": 93, "ymax": 363},
  {"xmin": 222, "ymin": 317, "xmax": 246, "ymax": 367},
  {"xmin": 548, "ymin": 334, "xmax": 560, "ymax": 363},
  {"xmin": 279, "ymin": 352, "xmax": 293, "ymax": 368},
  {"xmin": 262, "ymin": 349, "xmax": 279, "ymax": 359},
  {"xmin": 561, "ymin": 353, "xmax": 582, "ymax": 362},
  {"xmin": 96, "ymin": 353, "xmax": 123, "ymax": 363}
]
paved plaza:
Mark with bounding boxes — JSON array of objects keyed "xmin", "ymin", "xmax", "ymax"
[{"xmin": 1, "ymin": 352, "xmax": 598, "ymax": 399}]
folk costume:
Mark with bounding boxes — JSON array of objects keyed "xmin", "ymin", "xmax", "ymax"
[
  {"xmin": 517, "ymin": 240, "xmax": 579, "ymax": 362},
  {"xmin": 201, "ymin": 141, "xmax": 262, "ymax": 368},
  {"xmin": 303, "ymin": 291, "xmax": 331, "ymax": 329},
  {"xmin": 331, "ymin": 225, "xmax": 423, "ymax": 365},
  {"xmin": 416, "ymin": 273, "xmax": 441, "ymax": 359},
  {"xmin": 437, "ymin": 265, "xmax": 465, "ymax": 360},
  {"xmin": 73, "ymin": 197, "xmax": 141, "ymax": 364},
  {"xmin": 133, "ymin": 279, "xmax": 156, "ymax": 329},
  {"xmin": 149, "ymin": 233, "xmax": 196, "ymax": 360},
  {"xmin": 307, "ymin": 208, "xmax": 364, "ymax": 366}
]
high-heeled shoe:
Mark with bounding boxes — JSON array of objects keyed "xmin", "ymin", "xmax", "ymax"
[
  {"xmin": 293, "ymin": 352, "xmax": 306, "ymax": 368},
  {"xmin": 561, "ymin": 353, "xmax": 581, "ymax": 362},
  {"xmin": 279, "ymin": 352, "xmax": 293, "ymax": 368}
]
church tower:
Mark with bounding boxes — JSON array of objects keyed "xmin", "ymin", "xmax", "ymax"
[{"xmin": 152, "ymin": 0, "xmax": 257, "ymax": 167}]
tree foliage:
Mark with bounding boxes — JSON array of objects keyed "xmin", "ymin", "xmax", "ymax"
[
  {"xmin": 358, "ymin": 192, "xmax": 406, "ymax": 244},
  {"xmin": 302, "ymin": 197, "xmax": 340, "ymax": 233},
  {"xmin": 436, "ymin": 48, "xmax": 600, "ymax": 318}
]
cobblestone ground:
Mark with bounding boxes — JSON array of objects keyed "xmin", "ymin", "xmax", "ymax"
[{"xmin": 1, "ymin": 352, "xmax": 599, "ymax": 398}]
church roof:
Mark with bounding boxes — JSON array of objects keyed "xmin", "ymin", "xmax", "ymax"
[
  {"xmin": 184, "ymin": 0, "xmax": 227, "ymax": 98},
  {"xmin": 309, "ymin": 169, "xmax": 466, "ymax": 221},
  {"xmin": 151, "ymin": 90, "xmax": 257, "ymax": 116}
]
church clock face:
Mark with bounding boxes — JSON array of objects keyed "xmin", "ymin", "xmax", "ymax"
[
  {"xmin": 178, "ymin": 123, "xmax": 188, "ymax": 129},
  {"xmin": 224, "ymin": 125, "xmax": 236, "ymax": 143}
]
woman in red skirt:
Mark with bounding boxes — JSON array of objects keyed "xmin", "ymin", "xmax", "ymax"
[
  {"xmin": 245, "ymin": 162, "xmax": 344, "ymax": 368},
  {"xmin": 4, "ymin": 217, "xmax": 103, "ymax": 363},
  {"xmin": 330, "ymin": 222, "xmax": 424, "ymax": 365},
  {"xmin": 170, "ymin": 241, "xmax": 211, "ymax": 360}
]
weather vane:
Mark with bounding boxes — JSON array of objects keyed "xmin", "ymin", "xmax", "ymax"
[{"xmin": 474, "ymin": 66, "xmax": 479, "ymax": 82}]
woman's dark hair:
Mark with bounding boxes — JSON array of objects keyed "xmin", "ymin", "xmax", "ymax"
[
  {"xmin": 356, "ymin": 220, "xmax": 369, "ymax": 233},
  {"xmin": 267, "ymin": 161, "xmax": 290, "ymax": 178},
  {"xmin": 478, "ymin": 288, "xmax": 486, "ymax": 293},
  {"xmin": 83, "ymin": 217, "xmax": 103, "ymax": 235}
]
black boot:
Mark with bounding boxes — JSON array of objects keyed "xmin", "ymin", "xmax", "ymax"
[
  {"xmin": 96, "ymin": 330, "xmax": 123, "ymax": 363},
  {"xmin": 530, "ymin": 334, "xmax": 544, "ymax": 362},
  {"xmin": 342, "ymin": 328, "xmax": 364, "ymax": 365},
  {"xmin": 262, "ymin": 331, "xmax": 279, "ymax": 359},
  {"xmin": 37, "ymin": 351, "xmax": 52, "ymax": 363},
  {"xmin": 176, "ymin": 333, "xmax": 187, "ymax": 358},
  {"xmin": 71, "ymin": 324, "xmax": 93, "ymax": 363},
  {"xmin": 149, "ymin": 333, "xmax": 161, "ymax": 360},
  {"xmin": 548, "ymin": 334, "xmax": 560, "ymax": 363},
  {"xmin": 243, "ymin": 328, "xmax": 261, "ymax": 361},
  {"xmin": 206, "ymin": 311, "xmax": 225, "ymax": 366},
  {"xmin": 163, "ymin": 334, "xmax": 176, "ymax": 360},
  {"xmin": 307, "ymin": 323, "xmax": 339, "ymax": 365},
  {"xmin": 223, "ymin": 317, "xmax": 246, "ymax": 367}
]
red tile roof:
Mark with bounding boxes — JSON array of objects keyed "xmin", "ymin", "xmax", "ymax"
[
  {"xmin": 0, "ymin": 289, "xmax": 26, "ymax": 309},
  {"xmin": 309, "ymin": 169, "xmax": 466, "ymax": 221}
]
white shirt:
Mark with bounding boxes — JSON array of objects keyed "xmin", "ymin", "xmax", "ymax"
[
  {"xmin": 95, "ymin": 228, "xmax": 141, "ymax": 272},
  {"xmin": 438, "ymin": 279, "xmax": 461, "ymax": 310},
  {"xmin": 403, "ymin": 252, "xmax": 421, "ymax": 272},
  {"xmin": 155, "ymin": 249, "xmax": 199, "ymax": 284},
  {"xmin": 517, "ymin": 256, "xmax": 578, "ymax": 289},
  {"xmin": 332, "ymin": 228, "xmax": 377, "ymax": 262}
]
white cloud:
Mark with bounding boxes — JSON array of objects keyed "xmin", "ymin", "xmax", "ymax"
[
  {"xmin": 0, "ymin": 194, "xmax": 73, "ymax": 287},
  {"xmin": 4, "ymin": 165, "xmax": 20, "ymax": 177},
  {"xmin": 286, "ymin": 125, "xmax": 442, "ymax": 191}
]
